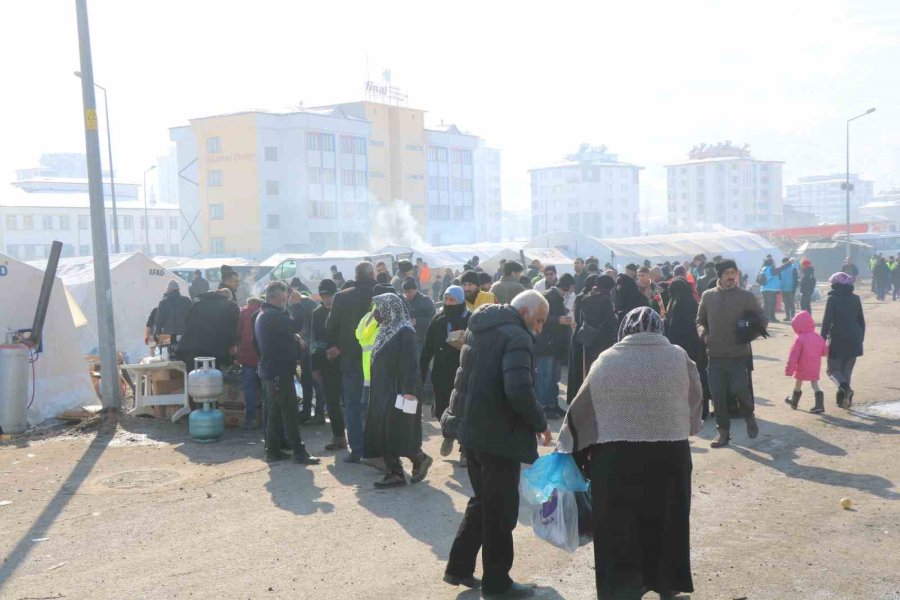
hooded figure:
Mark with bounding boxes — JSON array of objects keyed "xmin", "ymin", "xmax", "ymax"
[
  {"xmin": 566, "ymin": 274, "xmax": 618, "ymax": 404},
  {"xmin": 820, "ymin": 273, "xmax": 865, "ymax": 408},
  {"xmin": 363, "ymin": 293, "xmax": 433, "ymax": 488},
  {"xmin": 665, "ymin": 278, "xmax": 709, "ymax": 417},
  {"xmin": 614, "ymin": 273, "xmax": 649, "ymax": 324}
]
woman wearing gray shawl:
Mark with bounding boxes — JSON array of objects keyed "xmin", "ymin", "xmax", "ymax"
[
  {"xmin": 363, "ymin": 293, "xmax": 434, "ymax": 488},
  {"xmin": 559, "ymin": 306, "xmax": 702, "ymax": 600}
]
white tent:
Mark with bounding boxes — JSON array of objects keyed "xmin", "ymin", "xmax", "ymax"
[
  {"xmin": 30, "ymin": 253, "xmax": 189, "ymax": 363},
  {"xmin": 527, "ymin": 229, "xmax": 778, "ymax": 275},
  {"xmin": 0, "ymin": 254, "xmax": 97, "ymax": 425}
]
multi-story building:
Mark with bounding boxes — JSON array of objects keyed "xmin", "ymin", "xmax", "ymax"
[
  {"xmin": 1, "ymin": 177, "xmax": 180, "ymax": 260},
  {"xmin": 474, "ymin": 143, "xmax": 502, "ymax": 242},
  {"xmin": 422, "ymin": 124, "xmax": 477, "ymax": 245},
  {"xmin": 785, "ymin": 174, "xmax": 873, "ymax": 224},
  {"xmin": 666, "ymin": 142, "xmax": 783, "ymax": 232},
  {"xmin": 530, "ymin": 145, "xmax": 641, "ymax": 239}
]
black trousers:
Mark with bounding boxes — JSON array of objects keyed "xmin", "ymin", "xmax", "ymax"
[
  {"xmin": 318, "ymin": 361, "xmax": 344, "ymax": 438},
  {"xmin": 263, "ymin": 376, "xmax": 307, "ymax": 456},
  {"xmin": 800, "ymin": 292, "xmax": 812, "ymax": 314},
  {"xmin": 782, "ymin": 290, "xmax": 796, "ymax": 320},
  {"xmin": 446, "ymin": 448, "xmax": 520, "ymax": 595},
  {"xmin": 432, "ymin": 382, "xmax": 453, "ymax": 424},
  {"xmin": 298, "ymin": 351, "xmax": 323, "ymax": 419},
  {"xmin": 708, "ymin": 357, "xmax": 753, "ymax": 432}
]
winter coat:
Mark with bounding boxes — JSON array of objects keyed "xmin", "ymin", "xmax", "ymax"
[
  {"xmin": 441, "ymin": 304, "xmax": 548, "ymax": 464},
  {"xmin": 696, "ymin": 283, "xmax": 766, "ymax": 359},
  {"xmin": 325, "ymin": 279, "xmax": 376, "ymax": 372},
  {"xmin": 490, "ymin": 275, "xmax": 526, "ymax": 305},
  {"xmin": 364, "ymin": 327, "xmax": 422, "ymax": 459},
  {"xmin": 665, "ymin": 279, "xmax": 707, "ymax": 371},
  {"xmin": 289, "ymin": 297, "xmax": 317, "ymax": 341},
  {"xmin": 785, "ymin": 311, "xmax": 828, "ymax": 381},
  {"xmin": 419, "ymin": 305, "xmax": 470, "ymax": 392},
  {"xmin": 820, "ymin": 284, "xmax": 865, "ymax": 359},
  {"xmin": 614, "ymin": 275, "xmax": 649, "ymax": 323},
  {"xmin": 188, "ymin": 276, "xmax": 210, "ymax": 300},
  {"xmin": 154, "ymin": 289, "xmax": 192, "ymax": 337},
  {"xmin": 533, "ymin": 288, "xmax": 571, "ymax": 359},
  {"xmin": 872, "ymin": 261, "xmax": 892, "ymax": 285},
  {"xmin": 800, "ymin": 267, "xmax": 817, "ymax": 296},
  {"xmin": 780, "ymin": 263, "xmax": 799, "ymax": 293},
  {"xmin": 235, "ymin": 304, "xmax": 261, "ymax": 367},
  {"xmin": 177, "ymin": 291, "xmax": 240, "ymax": 362},
  {"xmin": 405, "ymin": 291, "xmax": 436, "ymax": 345},
  {"xmin": 760, "ymin": 265, "xmax": 782, "ymax": 292},
  {"xmin": 311, "ymin": 304, "xmax": 331, "ymax": 371},
  {"xmin": 254, "ymin": 302, "xmax": 302, "ymax": 380},
  {"xmin": 567, "ymin": 290, "xmax": 618, "ymax": 403}
]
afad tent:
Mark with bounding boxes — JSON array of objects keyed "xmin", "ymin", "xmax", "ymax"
[
  {"xmin": 30, "ymin": 253, "xmax": 189, "ymax": 363},
  {"xmin": 527, "ymin": 229, "xmax": 778, "ymax": 276},
  {"xmin": 0, "ymin": 254, "xmax": 97, "ymax": 425}
]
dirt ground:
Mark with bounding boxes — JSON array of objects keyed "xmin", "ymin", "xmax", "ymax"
[{"xmin": 1, "ymin": 289, "xmax": 899, "ymax": 600}]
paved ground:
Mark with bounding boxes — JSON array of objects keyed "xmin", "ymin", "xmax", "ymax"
[{"xmin": 1, "ymin": 289, "xmax": 899, "ymax": 600}]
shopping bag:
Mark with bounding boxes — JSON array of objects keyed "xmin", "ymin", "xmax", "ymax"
[
  {"xmin": 532, "ymin": 489, "xmax": 580, "ymax": 552},
  {"xmin": 520, "ymin": 452, "xmax": 589, "ymax": 506}
]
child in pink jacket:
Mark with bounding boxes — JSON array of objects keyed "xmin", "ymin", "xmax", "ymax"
[{"xmin": 784, "ymin": 310, "xmax": 829, "ymax": 413}]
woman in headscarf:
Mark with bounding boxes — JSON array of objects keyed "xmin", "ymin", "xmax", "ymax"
[
  {"xmin": 665, "ymin": 278, "xmax": 710, "ymax": 419},
  {"xmin": 614, "ymin": 273, "xmax": 648, "ymax": 324},
  {"xmin": 566, "ymin": 275, "xmax": 618, "ymax": 404},
  {"xmin": 559, "ymin": 307, "xmax": 702, "ymax": 600},
  {"xmin": 363, "ymin": 293, "xmax": 434, "ymax": 488},
  {"xmin": 820, "ymin": 272, "xmax": 865, "ymax": 408}
]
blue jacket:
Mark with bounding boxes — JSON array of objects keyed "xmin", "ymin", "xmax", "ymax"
[
  {"xmin": 780, "ymin": 263, "xmax": 798, "ymax": 293},
  {"xmin": 761, "ymin": 266, "xmax": 782, "ymax": 292}
]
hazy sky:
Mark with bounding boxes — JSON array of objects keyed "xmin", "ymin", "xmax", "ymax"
[{"xmin": 2, "ymin": 0, "xmax": 898, "ymax": 214}]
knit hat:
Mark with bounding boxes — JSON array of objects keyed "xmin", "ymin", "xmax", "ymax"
[
  {"xmin": 829, "ymin": 272, "xmax": 853, "ymax": 286},
  {"xmin": 397, "ymin": 260, "xmax": 414, "ymax": 273},
  {"xmin": 478, "ymin": 272, "xmax": 493, "ymax": 286},
  {"xmin": 460, "ymin": 270, "xmax": 480, "ymax": 286},
  {"xmin": 557, "ymin": 273, "xmax": 576, "ymax": 289},
  {"xmin": 625, "ymin": 263, "xmax": 639, "ymax": 272},
  {"xmin": 801, "ymin": 258, "xmax": 812, "ymax": 268},
  {"xmin": 318, "ymin": 278, "xmax": 338, "ymax": 296},
  {"xmin": 402, "ymin": 276, "xmax": 418, "ymax": 291},
  {"xmin": 373, "ymin": 283, "xmax": 396, "ymax": 296},
  {"xmin": 443, "ymin": 285, "xmax": 465, "ymax": 304},
  {"xmin": 167, "ymin": 279, "xmax": 180, "ymax": 292},
  {"xmin": 716, "ymin": 259, "xmax": 738, "ymax": 277}
]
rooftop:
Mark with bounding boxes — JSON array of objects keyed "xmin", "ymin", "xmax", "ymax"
[{"xmin": 0, "ymin": 189, "xmax": 178, "ymax": 210}]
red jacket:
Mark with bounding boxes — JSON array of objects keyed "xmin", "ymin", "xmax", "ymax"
[
  {"xmin": 236, "ymin": 304, "xmax": 261, "ymax": 367},
  {"xmin": 785, "ymin": 311, "xmax": 828, "ymax": 381}
]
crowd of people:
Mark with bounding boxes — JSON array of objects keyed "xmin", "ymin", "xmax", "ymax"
[{"xmin": 137, "ymin": 250, "xmax": 875, "ymax": 599}]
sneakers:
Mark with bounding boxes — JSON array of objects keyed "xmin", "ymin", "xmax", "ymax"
[
  {"xmin": 374, "ymin": 472, "xmax": 406, "ymax": 489},
  {"xmin": 711, "ymin": 428, "xmax": 730, "ymax": 448},
  {"xmin": 324, "ymin": 437, "xmax": 348, "ymax": 451},
  {"xmin": 411, "ymin": 454, "xmax": 434, "ymax": 484},
  {"xmin": 785, "ymin": 390, "xmax": 801, "ymax": 410},
  {"xmin": 810, "ymin": 391, "xmax": 825, "ymax": 414},
  {"xmin": 443, "ymin": 573, "xmax": 481, "ymax": 589},
  {"xmin": 745, "ymin": 414, "xmax": 759, "ymax": 439},
  {"xmin": 439, "ymin": 437, "xmax": 455, "ymax": 457}
]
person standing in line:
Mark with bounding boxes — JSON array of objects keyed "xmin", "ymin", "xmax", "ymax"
[
  {"xmin": 492, "ymin": 259, "xmax": 507, "ymax": 283},
  {"xmin": 892, "ymin": 257, "xmax": 900, "ymax": 301},
  {"xmin": 566, "ymin": 274, "xmax": 618, "ymax": 405},
  {"xmin": 559, "ymin": 306, "xmax": 701, "ymax": 600},
  {"xmin": 780, "ymin": 257, "xmax": 799, "ymax": 320},
  {"xmin": 254, "ymin": 281, "xmax": 320, "ymax": 465},
  {"xmin": 533, "ymin": 265, "xmax": 558, "ymax": 293},
  {"xmin": 799, "ymin": 259, "xmax": 817, "ymax": 315},
  {"xmin": 840, "ymin": 258, "xmax": 859, "ymax": 281},
  {"xmin": 490, "ymin": 261, "xmax": 526, "ymax": 305},
  {"xmin": 177, "ymin": 287, "xmax": 240, "ymax": 372},
  {"xmin": 442, "ymin": 291, "xmax": 552, "ymax": 598},
  {"xmin": 313, "ymin": 279, "xmax": 347, "ymax": 451},
  {"xmin": 696, "ymin": 262, "xmax": 718, "ymax": 293},
  {"xmin": 784, "ymin": 311, "xmax": 829, "ymax": 414},
  {"xmin": 236, "ymin": 297, "xmax": 263, "ymax": 429},
  {"xmin": 363, "ymin": 293, "xmax": 433, "ymax": 488},
  {"xmin": 820, "ymin": 272, "xmax": 865, "ymax": 408},
  {"xmin": 417, "ymin": 258, "xmax": 432, "ymax": 299},
  {"xmin": 534, "ymin": 274, "xmax": 575, "ymax": 419},
  {"xmin": 478, "ymin": 272, "xmax": 495, "ymax": 294},
  {"xmin": 188, "ymin": 269, "xmax": 209, "ymax": 301},
  {"xmin": 330, "ymin": 265, "xmax": 346, "ymax": 289},
  {"xmin": 325, "ymin": 262, "xmax": 377, "ymax": 463},
  {"xmin": 697, "ymin": 259, "xmax": 767, "ymax": 448},
  {"xmin": 154, "ymin": 280, "xmax": 193, "ymax": 344}
]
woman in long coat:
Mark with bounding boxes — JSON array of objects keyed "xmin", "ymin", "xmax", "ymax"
[
  {"xmin": 560, "ymin": 307, "xmax": 702, "ymax": 599},
  {"xmin": 614, "ymin": 273, "xmax": 649, "ymax": 324},
  {"xmin": 363, "ymin": 293, "xmax": 433, "ymax": 488},
  {"xmin": 820, "ymin": 272, "xmax": 866, "ymax": 408},
  {"xmin": 665, "ymin": 278, "xmax": 710, "ymax": 419},
  {"xmin": 566, "ymin": 275, "xmax": 618, "ymax": 404}
]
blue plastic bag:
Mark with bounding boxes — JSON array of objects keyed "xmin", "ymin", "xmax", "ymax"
[{"xmin": 520, "ymin": 452, "xmax": 589, "ymax": 506}]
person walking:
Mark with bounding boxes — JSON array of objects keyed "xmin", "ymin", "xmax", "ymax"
[
  {"xmin": 154, "ymin": 280, "xmax": 192, "ymax": 343},
  {"xmin": 188, "ymin": 269, "xmax": 209, "ymax": 301},
  {"xmin": 872, "ymin": 257, "xmax": 892, "ymax": 301},
  {"xmin": 235, "ymin": 297, "xmax": 263, "ymax": 429},
  {"xmin": 312, "ymin": 279, "xmax": 346, "ymax": 451},
  {"xmin": 758, "ymin": 258, "xmax": 782, "ymax": 322},
  {"xmin": 566, "ymin": 274, "xmax": 618, "ymax": 405},
  {"xmin": 820, "ymin": 272, "xmax": 866, "ymax": 408},
  {"xmin": 779, "ymin": 257, "xmax": 799, "ymax": 320},
  {"xmin": 254, "ymin": 281, "xmax": 320, "ymax": 465},
  {"xmin": 363, "ymin": 293, "xmax": 433, "ymax": 488},
  {"xmin": 325, "ymin": 262, "xmax": 377, "ymax": 463},
  {"xmin": 559, "ymin": 306, "xmax": 702, "ymax": 600},
  {"xmin": 783, "ymin": 311, "xmax": 829, "ymax": 414},
  {"xmin": 697, "ymin": 259, "xmax": 767, "ymax": 448},
  {"xmin": 666, "ymin": 278, "xmax": 710, "ymax": 420},
  {"xmin": 442, "ymin": 291, "xmax": 552, "ymax": 598},
  {"xmin": 534, "ymin": 274, "xmax": 575, "ymax": 419},
  {"xmin": 490, "ymin": 261, "xmax": 526, "ymax": 304},
  {"xmin": 799, "ymin": 259, "xmax": 817, "ymax": 315},
  {"xmin": 420, "ymin": 285, "xmax": 470, "ymax": 460}
]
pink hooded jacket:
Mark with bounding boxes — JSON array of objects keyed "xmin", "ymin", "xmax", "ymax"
[{"xmin": 785, "ymin": 311, "xmax": 828, "ymax": 381}]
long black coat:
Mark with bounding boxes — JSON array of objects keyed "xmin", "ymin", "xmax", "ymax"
[
  {"xmin": 821, "ymin": 285, "xmax": 865, "ymax": 359},
  {"xmin": 364, "ymin": 328, "xmax": 422, "ymax": 459},
  {"xmin": 419, "ymin": 307, "xmax": 469, "ymax": 391},
  {"xmin": 664, "ymin": 279, "xmax": 706, "ymax": 371},
  {"xmin": 154, "ymin": 290, "xmax": 192, "ymax": 336},
  {"xmin": 567, "ymin": 291, "xmax": 617, "ymax": 404},
  {"xmin": 325, "ymin": 279, "xmax": 375, "ymax": 372},
  {"xmin": 177, "ymin": 291, "xmax": 239, "ymax": 362}
]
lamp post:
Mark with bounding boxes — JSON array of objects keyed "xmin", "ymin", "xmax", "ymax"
[
  {"xmin": 143, "ymin": 165, "xmax": 156, "ymax": 252},
  {"xmin": 74, "ymin": 70, "xmax": 119, "ymax": 253},
  {"xmin": 844, "ymin": 108, "xmax": 876, "ymax": 261}
]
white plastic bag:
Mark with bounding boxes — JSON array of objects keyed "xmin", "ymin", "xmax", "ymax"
[{"xmin": 532, "ymin": 489, "xmax": 580, "ymax": 552}]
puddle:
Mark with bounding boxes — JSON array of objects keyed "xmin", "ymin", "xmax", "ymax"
[{"xmin": 858, "ymin": 401, "xmax": 900, "ymax": 418}]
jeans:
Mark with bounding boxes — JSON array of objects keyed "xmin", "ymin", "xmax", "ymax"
[
  {"xmin": 708, "ymin": 357, "xmax": 754, "ymax": 432},
  {"xmin": 263, "ymin": 375, "xmax": 307, "ymax": 457},
  {"xmin": 762, "ymin": 291, "xmax": 778, "ymax": 322},
  {"xmin": 534, "ymin": 356, "xmax": 562, "ymax": 411},
  {"xmin": 782, "ymin": 290, "xmax": 796, "ymax": 320},
  {"xmin": 341, "ymin": 369, "xmax": 366, "ymax": 458},
  {"xmin": 827, "ymin": 357, "xmax": 857, "ymax": 388},
  {"xmin": 446, "ymin": 448, "xmax": 520, "ymax": 595},
  {"xmin": 241, "ymin": 366, "xmax": 260, "ymax": 424}
]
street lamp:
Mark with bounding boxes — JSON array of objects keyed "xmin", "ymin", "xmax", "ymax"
[
  {"xmin": 844, "ymin": 107, "xmax": 876, "ymax": 261},
  {"xmin": 74, "ymin": 70, "xmax": 119, "ymax": 253},
  {"xmin": 143, "ymin": 165, "xmax": 157, "ymax": 252}
]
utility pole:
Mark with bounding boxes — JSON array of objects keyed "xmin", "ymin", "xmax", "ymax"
[{"xmin": 75, "ymin": 0, "xmax": 120, "ymax": 411}]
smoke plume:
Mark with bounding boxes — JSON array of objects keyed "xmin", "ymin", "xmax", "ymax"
[{"xmin": 370, "ymin": 199, "xmax": 426, "ymax": 248}]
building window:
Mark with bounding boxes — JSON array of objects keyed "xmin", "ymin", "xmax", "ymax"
[
  {"xmin": 210, "ymin": 237, "xmax": 225, "ymax": 253},
  {"xmin": 266, "ymin": 214, "xmax": 280, "ymax": 229},
  {"xmin": 354, "ymin": 171, "xmax": 367, "ymax": 186},
  {"xmin": 323, "ymin": 169, "xmax": 336, "ymax": 184},
  {"xmin": 266, "ymin": 180, "xmax": 280, "ymax": 196},
  {"xmin": 406, "ymin": 144, "xmax": 424, "ymax": 152},
  {"xmin": 58, "ymin": 215, "xmax": 71, "ymax": 230},
  {"xmin": 308, "ymin": 167, "xmax": 321, "ymax": 184},
  {"xmin": 210, "ymin": 203, "xmax": 224, "ymax": 220},
  {"xmin": 353, "ymin": 137, "xmax": 366, "ymax": 154},
  {"xmin": 154, "ymin": 216, "xmax": 164, "ymax": 230},
  {"xmin": 427, "ymin": 146, "xmax": 449, "ymax": 162},
  {"xmin": 5, "ymin": 215, "xmax": 16, "ymax": 230},
  {"xmin": 169, "ymin": 216, "xmax": 178, "ymax": 230},
  {"xmin": 208, "ymin": 170, "xmax": 223, "ymax": 187},
  {"xmin": 451, "ymin": 149, "xmax": 472, "ymax": 164},
  {"xmin": 264, "ymin": 146, "xmax": 278, "ymax": 161},
  {"xmin": 340, "ymin": 136, "xmax": 353, "ymax": 154},
  {"xmin": 79, "ymin": 244, "xmax": 90, "ymax": 256},
  {"xmin": 42, "ymin": 215, "xmax": 54, "ymax": 230},
  {"xmin": 321, "ymin": 134, "xmax": 335, "ymax": 152},
  {"xmin": 207, "ymin": 136, "xmax": 222, "ymax": 153},
  {"xmin": 122, "ymin": 215, "xmax": 133, "ymax": 229},
  {"xmin": 306, "ymin": 132, "xmax": 319, "ymax": 150},
  {"xmin": 78, "ymin": 215, "xmax": 89, "ymax": 230}
]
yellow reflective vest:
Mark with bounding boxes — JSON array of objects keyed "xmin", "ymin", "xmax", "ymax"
[{"xmin": 356, "ymin": 309, "xmax": 379, "ymax": 385}]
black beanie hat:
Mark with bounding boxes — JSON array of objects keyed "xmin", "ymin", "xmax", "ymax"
[
  {"xmin": 716, "ymin": 259, "xmax": 738, "ymax": 277},
  {"xmin": 373, "ymin": 283, "xmax": 396, "ymax": 296},
  {"xmin": 398, "ymin": 260, "xmax": 414, "ymax": 273},
  {"xmin": 478, "ymin": 272, "xmax": 493, "ymax": 285},
  {"xmin": 402, "ymin": 276, "xmax": 418, "ymax": 291},
  {"xmin": 557, "ymin": 273, "xmax": 576, "ymax": 289},
  {"xmin": 318, "ymin": 278, "xmax": 338, "ymax": 296},
  {"xmin": 460, "ymin": 270, "xmax": 480, "ymax": 286}
]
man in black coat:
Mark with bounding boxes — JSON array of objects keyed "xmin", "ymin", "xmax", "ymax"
[
  {"xmin": 177, "ymin": 288, "xmax": 240, "ymax": 372},
  {"xmin": 402, "ymin": 276, "xmax": 436, "ymax": 351},
  {"xmin": 441, "ymin": 291, "xmax": 552, "ymax": 597},
  {"xmin": 325, "ymin": 261, "xmax": 376, "ymax": 462},
  {"xmin": 254, "ymin": 281, "xmax": 320, "ymax": 465},
  {"xmin": 312, "ymin": 279, "xmax": 346, "ymax": 450},
  {"xmin": 154, "ymin": 280, "xmax": 192, "ymax": 343},
  {"xmin": 533, "ymin": 274, "xmax": 575, "ymax": 419},
  {"xmin": 188, "ymin": 269, "xmax": 209, "ymax": 300}
]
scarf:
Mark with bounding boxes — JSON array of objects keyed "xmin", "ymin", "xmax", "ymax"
[{"xmin": 371, "ymin": 293, "xmax": 415, "ymax": 357}]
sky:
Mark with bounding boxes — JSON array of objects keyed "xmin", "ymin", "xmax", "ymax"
[{"xmin": 1, "ymin": 0, "xmax": 898, "ymax": 216}]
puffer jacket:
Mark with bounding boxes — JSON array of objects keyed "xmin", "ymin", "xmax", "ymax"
[
  {"xmin": 785, "ymin": 311, "xmax": 827, "ymax": 381},
  {"xmin": 154, "ymin": 289, "xmax": 192, "ymax": 337},
  {"xmin": 820, "ymin": 284, "xmax": 865, "ymax": 359},
  {"xmin": 440, "ymin": 304, "xmax": 548, "ymax": 464},
  {"xmin": 760, "ymin": 265, "xmax": 782, "ymax": 292}
]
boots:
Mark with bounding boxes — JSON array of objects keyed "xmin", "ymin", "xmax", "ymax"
[
  {"xmin": 745, "ymin": 413, "xmax": 759, "ymax": 439},
  {"xmin": 785, "ymin": 390, "xmax": 802, "ymax": 409},
  {"xmin": 711, "ymin": 427, "xmax": 730, "ymax": 448},
  {"xmin": 810, "ymin": 391, "xmax": 825, "ymax": 414},
  {"xmin": 836, "ymin": 385, "xmax": 849, "ymax": 409}
]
